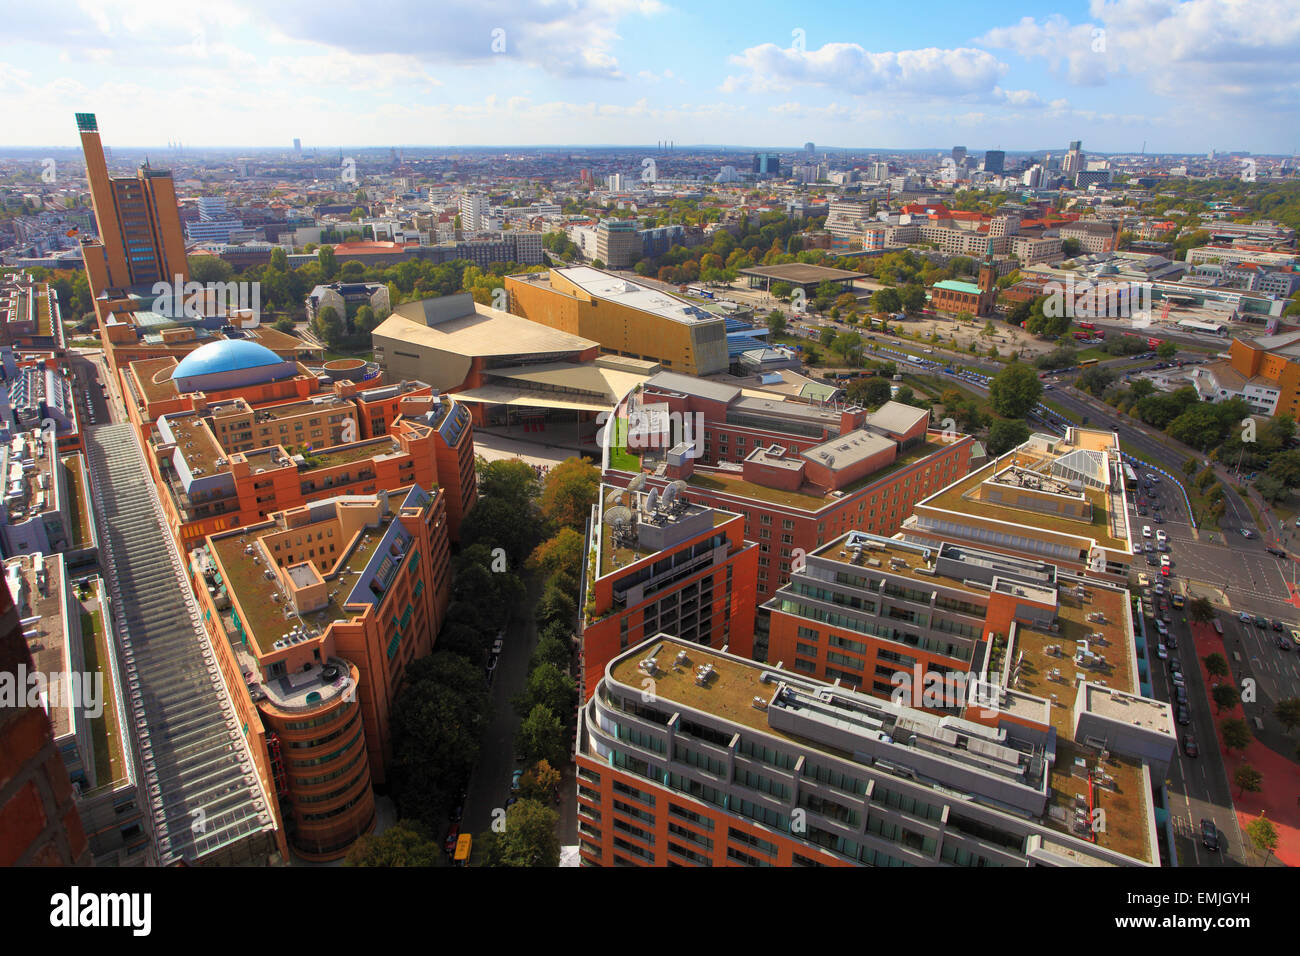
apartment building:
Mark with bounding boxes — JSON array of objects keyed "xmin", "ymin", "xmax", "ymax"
[
  {"xmin": 1192, "ymin": 330, "xmax": 1300, "ymax": 418},
  {"xmin": 580, "ymin": 480, "xmax": 758, "ymax": 698},
  {"xmin": 576, "ymin": 633, "xmax": 1169, "ymax": 866}
]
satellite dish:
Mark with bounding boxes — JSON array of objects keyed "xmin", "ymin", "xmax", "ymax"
[
  {"xmin": 604, "ymin": 490, "xmax": 625, "ymax": 509},
  {"xmin": 645, "ymin": 488, "xmax": 659, "ymax": 513},
  {"xmin": 667, "ymin": 479, "xmax": 688, "ymax": 500},
  {"xmin": 604, "ymin": 506, "xmax": 632, "ymax": 528},
  {"xmin": 660, "ymin": 484, "xmax": 676, "ymax": 508},
  {"xmin": 627, "ymin": 474, "xmax": 647, "ymax": 493}
]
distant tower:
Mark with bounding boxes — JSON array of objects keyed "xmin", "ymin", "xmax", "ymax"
[
  {"xmin": 977, "ymin": 238, "xmax": 997, "ymax": 309},
  {"xmin": 293, "ymin": 137, "xmax": 301, "ymax": 154},
  {"xmin": 805, "ymin": 141, "xmax": 815, "ymax": 157}
]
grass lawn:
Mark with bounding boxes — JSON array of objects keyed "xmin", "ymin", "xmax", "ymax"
[
  {"xmin": 1041, "ymin": 398, "xmax": 1083, "ymax": 424},
  {"xmin": 80, "ymin": 608, "xmax": 124, "ymax": 788},
  {"xmin": 323, "ymin": 348, "xmax": 374, "ymax": 362},
  {"xmin": 607, "ymin": 417, "xmax": 640, "ymax": 472},
  {"xmin": 62, "ymin": 457, "xmax": 93, "ymax": 549}
]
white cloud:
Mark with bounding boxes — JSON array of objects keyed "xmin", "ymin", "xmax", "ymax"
[{"xmin": 723, "ymin": 42, "xmax": 1007, "ymax": 96}]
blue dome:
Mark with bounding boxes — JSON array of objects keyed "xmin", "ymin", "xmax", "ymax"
[{"xmin": 172, "ymin": 340, "xmax": 283, "ymax": 381}]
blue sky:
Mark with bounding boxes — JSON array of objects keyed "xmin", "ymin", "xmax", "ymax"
[{"xmin": 1, "ymin": 0, "xmax": 1296, "ymax": 153}]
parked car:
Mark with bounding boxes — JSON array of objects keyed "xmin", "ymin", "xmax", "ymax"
[
  {"xmin": 1266, "ymin": 546, "xmax": 1288, "ymax": 558},
  {"xmin": 1143, "ymin": 525, "xmax": 1152, "ymax": 538},
  {"xmin": 443, "ymin": 823, "xmax": 460, "ymax": 855},
  {"xmin": 1276, "ymin": 636, "xmax": 1292, "ymax": 651},
  {"xmin": 1183, "ymin": 736, "xmax": 1198, "ymax": 758},
  {"xmin": 510, "ymin": 769, "xmax": 523, "ymax": 792},
  {"xmin": 1156, "ymin": 643, "xmax": 1168, "ymax": 660},
  {"xmin": 1153, "ymin": 513, "xmax": 1164, "ymax": 524},
  {"xmin": 1160, "ymin": 554, "xmax": 1172, "ymax": 568},
  {"xmin": 1239, "ymin": 611, "xmax": 1253, "ymax": 623},
  {"xmin": 1177, "ymin": 705, "xmax": 1191, "ymax": 726},
  {"xmin": 1255, "ymin": 615, "xmax": 1269, "ymax": 628},
  {"xmin": 1272, "ymin": 619, "xmax": 1285, "ymax": 632}
]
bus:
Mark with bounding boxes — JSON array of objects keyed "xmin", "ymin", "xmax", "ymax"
[
  {"xmin": 1079, "ymin": 358, "xmax": 1100, "ymax": 367},
  {"xmin": 1077, "ymin": 322, "xmax": 1097, "ymax": 331},
  {"xmin": 453, "ymin": 833, "xmax": 472, "ymax": 865},
  {"xmin": 1147, "ymin": 338, "xmax": 1161, "ymax": 349},
  {"xmin": 1123, "ymin": 464, "xmax": 1138, "ymax": 490},
  {"xmin": 686, "ymin": 286, "xmax": 713, "ymax": 299}
]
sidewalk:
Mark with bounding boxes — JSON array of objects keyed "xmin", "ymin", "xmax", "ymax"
[{"xmin": 1188, "ymin": 620, "xmax": 1300, "ymax": 866}]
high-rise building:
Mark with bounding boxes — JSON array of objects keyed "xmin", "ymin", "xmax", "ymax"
[
  {"xmin": 753, "ymin": 153, "xmax": 782, "ymax": 179},
  {"xmin": 293, "ymin": 138, "xmax": 302, "ymax": 155},
  {"xmin": 805, "ymin": 142, "xmax": 816, "ymax": 157},
  {"xmin": 75, "ymin": 112, "xmax": 189, "ymax": 318},
  {"xmin": 1062, "ymin": 141, "xmax": 1085, "ymax": 176},
  {"xmin": 459, "ymin": 191, "xmax": 489, "ymax": 236},
  {"xmin": 983, "ymin": 150, "xmax": 1005, "ymax": 175},
  {"xmin": 951, "ymin": 146, "xmax": 967, "ymax": 164}
]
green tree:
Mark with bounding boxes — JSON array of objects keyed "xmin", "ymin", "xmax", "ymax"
[
  {"xmin": 318, "ymin": 244, "xmax": 338, "ymax": 280},
  {"xmin": 269, "ymin": 247, "xmax": 289, "ymax": 272},
  {"xmin": 313, "ymin": 305, "xmax": 344, "ymax": 346},
  {"xmin": 478, "ymin": 799, "xmax": 560, "ymax": 867},
  {"xmin": 1234, "ymin": 763, "xmax": 1263, "ymax": 799},
  {"xmin": 1212, "ymin": 683, "xmax": 1241, "ymax": 714},
  {"xmin": 188, "ymin": 255, "xmax": 235, "ymax": 283},
  {"xmin": 1187, "ymin": 596, "xmax": 1216, "ymax": 623},
  {"xmin": 272, "ymin": 317, "xmax": 296, "ymax": 334},
  {"xmin": 986, "ymin": 418, "xmax": 1030, "ymax": 456},
  {"xmin": 1221, "ymin": 718, "xmax": 1252, "ymax": 753},
  {"xmin": 514, "ymin": 662, "xmax": 577, "ymax": 722},
  {"xmin": 1203, "ymin": 653, "xmax": 1229, "ymax": 678},
  {"xmin": 1245, "ymin": 816, "xmax": 1279, "ymax": 864},
  {"xmin": 1274, "ymin": 698, "xmax": 1300, "ymax": 732},
  {"xmin": 988, "ymin": 362, "xmax": 1043, "ymax": 419},
  {"xmin": 871, "ymin": 287, "xmax": 901, "ymax": 316},
  {"xmin": 516, "ymin": 703, "xmax": 567, "ymax": 767},
  {"xmin": 1156, "ymin": 340, "xmax": 1177, "ymax": 359},
  {"xmin": 766, "ymin": 311, "xmax": 787, "ymax": 337},
  {"xmin": 344, "ymin": 820, "xmax": 443, "ymax": 867},
  {"xmin": 846, "ymin": 376, "xmax": 892, "ymax": 408},
  {"xmin": 899, "ymin": 283, "xmax": 926, "ymax": 315}
]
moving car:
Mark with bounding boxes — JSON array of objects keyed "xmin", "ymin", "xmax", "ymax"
[
  {"xmin": 1266, "ymin": 546, "xmax": 1288, "ymax": 558},
  {"xmin": 1277, "ymin": 636, "xmax": 1292, "ymax": 651},
  {"xmin": 1171, "ymin": 593, "xmax": 1185, "ymax": 608},
  {"xmin": 1200, "ymin": 819, "xmax": 1219, "ymax": 852},
  {"xmin": 443, "ymin": 823, "xmax": 460, "ymax": 855},
  {"xmin": 1240, "ymin": 528, "xmax": 1256, "ymax": 539},
  {"xmin": 1183, "ymin": 736, "xmax": 1198, "ymax": 758}
]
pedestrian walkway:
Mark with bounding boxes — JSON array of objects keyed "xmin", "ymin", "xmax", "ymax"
[{"xmin": 1188, "ymin": 620, "xmax": 1300, "ymax": 866}]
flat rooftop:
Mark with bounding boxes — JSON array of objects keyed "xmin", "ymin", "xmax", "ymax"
[
  {"xmin": 608, "ymin": 636, "xmax": 1153, "ymax": 863},
  {"xmin": 688, "ymin": 437, "xmax": 952, "ymax": 511},
  {"xmin": 374, "ymin": 305, "xmax": 597, "ymax": 357},
  {"xmin": 552, "ymin": 267, "xmax": 725, "ymax": 325},
  {"xmin": 922, "ymin": 451, "xmax": 1127, "ymax": 552},
  {"xmin": 164, "ymin": 414, "xmax": 228, "ymax": 476},
  {"xmin": 6, "ymin": 554, "xmax": 70, "ymax": 738},
  {"xmin": 739, "ymin": 263, "xmax": 868, "ymax": 284}
]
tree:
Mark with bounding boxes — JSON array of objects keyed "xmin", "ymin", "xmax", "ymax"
[
  {"xmin": 1181, "ymin": 457, "xmax": 1198, "ymax": 479},
  {"xmin": 390, "ymin": 653, "xmax": 488, "ymax": 826},
  {"xmin": 1274, "ymin": 697, "xmax": 1300, "ymax": 732},
  {"xmin": 539, "ymin": 457, "xmax": 600, "ymax": 532},
  {"xmin": 528, "ymin": 527, "xmax": 585, "ymax": 582},
  {"xmin": 846, "ymin": 376, "xmax": 891, "ymax": 408},
  {"xmin": 272, "ymin": 317, "xmax": 296, "ymax": 334},
  {"xmin": 899, "ymin": 283, "xmax": 926, "ymax": 315},
  {"xmin": 1203, "ymin": 652, "xmax": 1229, "ymax": 679},
  {"xmin": 1156, "ymin": 340, "xmax": 1177, "ymax": 359},
  {"xmin": 1221, "ymin": 717, "xmax": 1252, "ymax": 753},
  {"xmin": 1076, "ymin": 366, "xmax": 1116, "ymax": 396},
  {"xmin": 344, "ymin": 820, "xmax": 443, "ymax": 867},
  {"xmin": 516, "ymin": 703, "xmax": 567, "ymax": 767},
  {"xmin": 317, "ymin": 245, "xmax": 338, "ymax": 280},
  {"xmin": 514, "ymin": 662, "xmax": 577, "ymax": 722},
  {"xmin": 766, "ymin": 311, "xmax": 787, "ymax": 337},
  {"xmin": 1187, "ymin": 596, "xmax": 1216, "ymax": 623},
  {"xmin": 1212, "ymin": 684, "xmax": 1241, "ymax": 714},
  {"xmin": 313, "ymin": 305, "xmax": 344, "ymax": 346},
  {"xmin": 531, "ymin": 634, "xmax": 571, "ymax": 674},
  {"xmin": 871, "ymin": 287, "xmax": 901, "ymax": 316},
  {"xmin": 1255, "ymin": 473, "xmax": 1288, "ymax": 503},
  {"xmin": 186, "ymin": 255, "xmax": 234, "ymax": 284},
  {"xmin": 986, "ymin": 418, "xmax": 1030, "ymax": 456},
  {"xmin": 1267, "ymin": 448, "xmax": 1300, "ymax": 487},
  {"xmin": 988, "ymin": 363, "xmax": 1042, "ymax": 419},
  {"xmin": 519, "ymin": 759, "xmax": 562, "ymax": 803},
  {"xmin": 1233, "ymin": 763, "xmax": 1263, "ymax": 799},
  {"xmin": 478, "ymin": 799, "xmax": 560, "ymax": 867},
  {"xmin": 1245, "ymin": 816, "xmax": 1279, "ymax": 864}
]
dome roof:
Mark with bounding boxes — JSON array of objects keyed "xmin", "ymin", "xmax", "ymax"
[{"xmin": 172, "ymin": 339, "xmax": 283, "ymax": 381}]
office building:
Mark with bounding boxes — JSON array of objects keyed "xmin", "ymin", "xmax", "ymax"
[
  {"xmin": 951, "ymin": 146, "xmax": 967, "ymax": 164},
  {"xmin": 576, "ymin": 631, "xmax": 1169, "ymax": 866},
  {"xmin": 459, "ymin": 192, "xmax": 489, "ymax": 235},
  {"xmin": 193, "ymin": 484, "xmax": 451, "ymax": 859},
  {"xmin": 593, "ymin": 220, "xmax": 643, "ymax": 269},
  {"xmin": 983, "ymin": 150, "xmax": 1005, "ymax": 175},
  {"xmin": 75, "ymin": 113, "xmax": 189, "ymax": 322},
  {"xmin": 753, "ymin": 153, "xmax": 782, "ymax": 179},
  {"xmin": 1058, "ymin": 221, "xmax": 1120, "ymax": 254},
  {"xmin": 605, "ymin": 381, "xmax": 975, "ymax": 604},
  {"xmin": 1192, "ymin": 329, "xmax": 1300, "ymax": 417},
  {"xmin": 506, "ymin": 267, "xmax": 728, "ymax": 375},
  {"xmin": 580, "ymin": 480, "xmax": 758, "ymax": 698}
]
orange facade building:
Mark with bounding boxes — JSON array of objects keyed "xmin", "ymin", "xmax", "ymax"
[
  {"xmin": 580, "ymin": 482, "xmax": 758, "ymax": 699},
  {"xmin": 192, "ymin": 485, "xmax": 452, "ymax": 860}
]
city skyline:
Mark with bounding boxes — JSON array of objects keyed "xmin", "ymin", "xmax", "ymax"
[{"xmin": 2, "ymin": 0, "xmax": 1297, "ymax": 153}]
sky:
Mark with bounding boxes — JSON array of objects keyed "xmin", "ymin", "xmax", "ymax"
[{"xmin": 1, "ymin": 0, "xmax": 1297, "ymax": 154}]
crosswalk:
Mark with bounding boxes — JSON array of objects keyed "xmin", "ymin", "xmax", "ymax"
[{"xmin": 85, "ymin": 423, "xmax": 276, "ymax": 865}]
